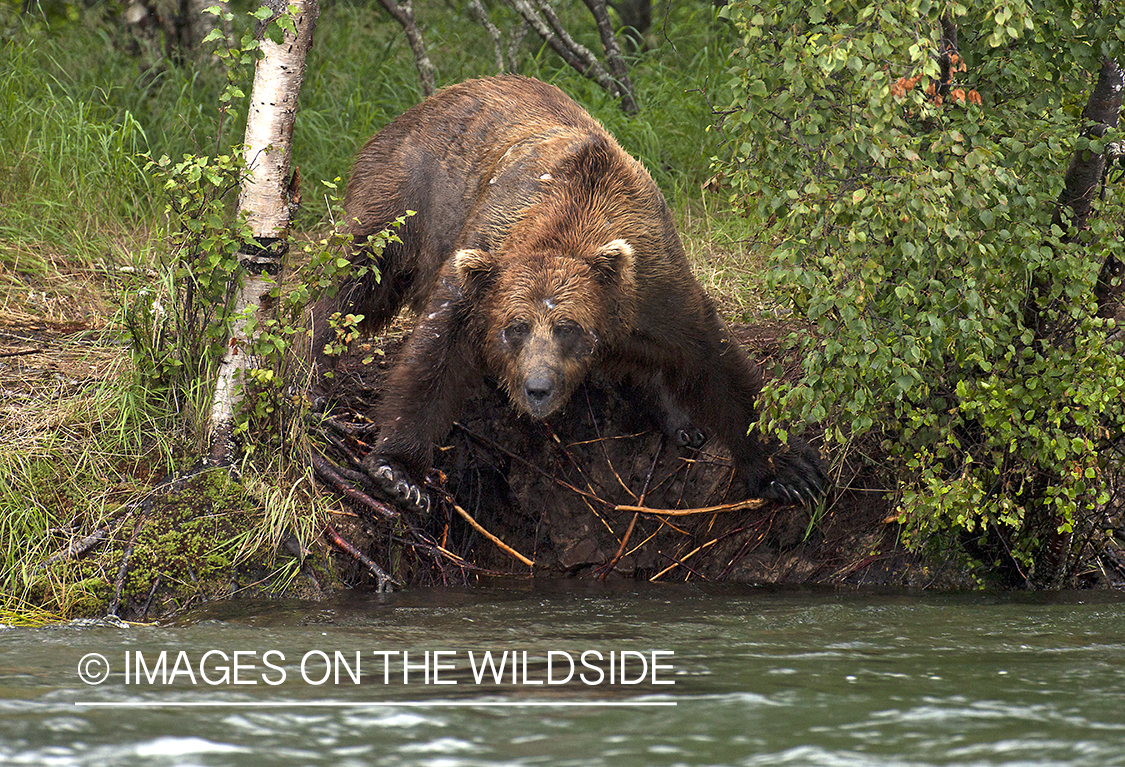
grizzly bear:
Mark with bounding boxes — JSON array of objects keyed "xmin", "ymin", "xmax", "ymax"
[{"xmin": 311, "ymin": 75, "xmax": 825, "ymax": 513}]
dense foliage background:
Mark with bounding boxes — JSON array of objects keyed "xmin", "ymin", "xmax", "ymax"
[{"xmin": 716, "ymin": 0, "xmax": 1125, "ymax": 585}]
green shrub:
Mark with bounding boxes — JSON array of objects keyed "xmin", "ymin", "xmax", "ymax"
[{"xmin": 717, "ymin": 0, "xmax": 1125, "ymax": 583}]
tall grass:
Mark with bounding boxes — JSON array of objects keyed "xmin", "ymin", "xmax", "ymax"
[
  {"xmin": 0, "ymin": 44, "xmax": 151, "ymax": 273},
  {"xmin": 290, "ymin": 0, "xmax": 733, "ymax": 209},
  {"xmin": 2, "ymin": 2, "xmax": 735, "ymax": 249},
  {"xmin": 0, "ymin": 364, "xmax": 183, "ymax": 616}
]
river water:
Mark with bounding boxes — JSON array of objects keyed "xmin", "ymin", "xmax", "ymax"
[{"xmin": 2, "ymin": 584, "xmax": 1124, "ymax": 766}]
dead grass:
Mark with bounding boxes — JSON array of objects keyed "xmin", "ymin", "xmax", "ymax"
[
  {"xmin": 0, "ymin": 252, "xmax": 119, "ymax": 326},
  {"xmin": 0, "ymin": 254, "xmax": 170, "ymax": 613},
  {"xmin": 677, "ymin": 192, "xmax": 791, "ymax": 322}
]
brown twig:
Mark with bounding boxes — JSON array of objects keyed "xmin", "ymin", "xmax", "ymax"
[
  {"xmin": 319, "ymin": 430, "xmax": 370, "ymax": 473},
  {"xmin": 444, "ymin": 496, "xmax": 535, "ymax": 569},
  {"xmin": 324, "ymin": 522, "xmax": 400, "ymax": 591},
  {"xmin": 583, "ymin": 389, "xmax": 636, "ymax": 501},
  {"xmin": 648, "ymin": 537, "xmax": 719, "ymax": 581},
  {"xmin": 310, "ymin": 413, "xmax": 379, "ymax": 439},
  {"xmin": 544, "ymin": 420, "xmax": 617, "ymax": 505},
  {"xmin": 599, "ymin": 437, "xmax": 665, "ymax": 579},
  {"xmin": 615, "ymin": 498, "xmax": 767, "ymax": 516},
  {"xmin": 402, "ymin": 529, "xmax": 513, "ymax": 578},
  {"xmin": 657, "ymin": 549, "xmax": 710, "ymax": 582},
  {"xmin": 718, "ymin": 524, "xmax": 768, "ymax": 580},
  {"xmin": 454, "ymin": 421, "xmax": 610, "ymax": 507},
  {"xmin": 600, "ymin": 512, "xmax": 639, "ymax": 578},
  {"xmin": 311, "ymin": 452, "xmax": 400, "ymax": 521}
]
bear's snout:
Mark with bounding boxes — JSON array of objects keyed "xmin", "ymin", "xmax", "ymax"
[
  {"xmin": 520, "ymin": 368, "xmax": 563, "ymax": 418},
  {"xmin": 524, "ymin": 375, "xmax": 555, "ymax": 407}
]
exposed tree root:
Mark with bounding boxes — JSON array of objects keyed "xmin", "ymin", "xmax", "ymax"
[{"xmin": 324, "ymin": 522, "xmax": 398, "ymax": 592}]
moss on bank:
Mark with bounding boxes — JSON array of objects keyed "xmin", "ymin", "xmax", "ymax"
[{"xmin": 27, "ymin": 470, "xmax": 336, "ymax": 621}]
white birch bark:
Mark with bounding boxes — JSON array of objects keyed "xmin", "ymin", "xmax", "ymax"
[{"xmin": 208, "ymin": 0, "xmax": 320, "ymax": 465}]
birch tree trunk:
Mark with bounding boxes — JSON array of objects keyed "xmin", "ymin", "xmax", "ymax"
[
  {"xmin": 1052, "ymin": 58, "xmax": 1123, "ymax": 237},
  {"xmin": 208, "ymin": 0, "xmax": 320, "ymax": 465},
  {"xmin": 1025, "ymin": 57, "xmax": 1123, "ymax": 588}
]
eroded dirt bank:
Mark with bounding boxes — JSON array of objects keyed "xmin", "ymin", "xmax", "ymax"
[
  {"xmin": 10, "ymin": 315, "xmax": 1073, "ymax": 624},
  {"xmin": 313, "ymin": 324, "xmax": 948, "ymax": 593}
]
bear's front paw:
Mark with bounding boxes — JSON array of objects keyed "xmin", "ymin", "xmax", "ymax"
[
  {"xmin": 362, "ymin": 455, "xmax": 431, "ymax": 514},
  {"xmin": 759, "ymin": 441, "xmax": 829, "ymax": 507}
]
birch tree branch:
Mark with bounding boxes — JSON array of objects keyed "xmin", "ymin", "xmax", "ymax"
[
  {"xmin": 505, "ymin": 0, "xmax": 636, "ymax": 112},
  {"xmin": 376, "ymin": 0, "xmax": 436, "ymax": 96},
  {"xmin": 466, "ymin": 0, "xmax": 507, "ymax": 73},
  {"xmin": 581, "ymin": 0, "xmax": 637, "ymax": 113}
]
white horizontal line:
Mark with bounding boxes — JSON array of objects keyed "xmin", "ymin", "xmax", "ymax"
[{"xmin": 73, "ymin": 700, "xmax": 677, "ymax": 708}]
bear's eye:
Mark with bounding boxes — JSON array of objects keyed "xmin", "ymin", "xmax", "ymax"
[
  {"xmin": 555, "ymin": 321, "xmax": 582, "ymax": 339},
  {"xmin": 503, "ymin": 322, "xmax": 529, "ymax": 345}
]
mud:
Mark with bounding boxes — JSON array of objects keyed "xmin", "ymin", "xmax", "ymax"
[{"xmin": 316, "ymin": 321, "xmax": 944, "ymax": 589}]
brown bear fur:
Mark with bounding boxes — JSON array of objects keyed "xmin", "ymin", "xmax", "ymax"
[{"xmin": 311, "ymin": 75, "xmax": 824, "ymax": 512}]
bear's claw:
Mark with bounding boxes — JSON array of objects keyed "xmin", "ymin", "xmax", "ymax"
[
  {"xmin": 758, "ymin": 440, "xmax": 829, "ymax": 507},
  {"xmin": 363, "ymin": 456, "xmax": 431, "ymax": 514},
  {"xmin": 674, "ymin": 426, "xmax": 707, "ymax": 449}
]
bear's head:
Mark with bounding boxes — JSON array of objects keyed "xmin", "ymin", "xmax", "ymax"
[{"xmin": 454, "ymin": 239, "xmax": 636, "ymax": 419}]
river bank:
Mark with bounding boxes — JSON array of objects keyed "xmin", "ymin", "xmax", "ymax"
[{"xmin": 9, "ymin": 294, "xmax": 1124, "ymax": 626}]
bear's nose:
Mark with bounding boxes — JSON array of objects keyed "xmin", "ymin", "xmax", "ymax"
[{"xmin": 524, "ymin": 376, "xmax": 554, "ymax": 405}]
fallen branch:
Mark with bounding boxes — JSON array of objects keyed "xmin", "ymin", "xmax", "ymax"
[
  {"xmin": 311, "ymin": 451, "xmax": 400, "ymax": 521},
  {"xmin": 308, "ymin": 412, "xmax": 379, "ymax": 439},
  {"xmin": 615, "ymin": 498, "xmax": 767, "ymax": 516},
  {"xmin": 324, "ymin": 522, "xmax": 400, "ymax": 591},
  {"xmin": 108, "ymin": 513, "xmax": 148, "ymax": 617},
  {"xmin": 139, "ymin": 575, "xmax": 163, "ymax": 622},
  {"xmin": 599, "ymin": 436, "xmax": 664, "ymax": 579},
  {"xmin": 33, "ymin": 508, "xmax": 136, "ymax": 573},
  {"xmin": 602, "ymin": 512, "xmax": 638, "ymax": 576},
  {"xmin": 449, "ymin": 499, "xmax": 535, "ymax": 569},
  {"xmin": 35, "ymin": 528, "xmax": 108, "ymax": 571},
  {"xmin": 648, "ymin": 537, "xmax": 720, "ymax": 581}
]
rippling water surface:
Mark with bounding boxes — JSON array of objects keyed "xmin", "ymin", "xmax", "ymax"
[{"xmin": 2, "ymin": 584, "xmax": 1125, "ymax": 766}]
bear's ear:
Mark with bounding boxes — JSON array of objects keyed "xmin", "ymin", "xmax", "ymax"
[
  {"xmin": 453, "ymin": 248, "xmax": 499, "ymax": 295},
  {"xmin": 590, "ymin": 239, "xmax": 635, "ymax": 288}
]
